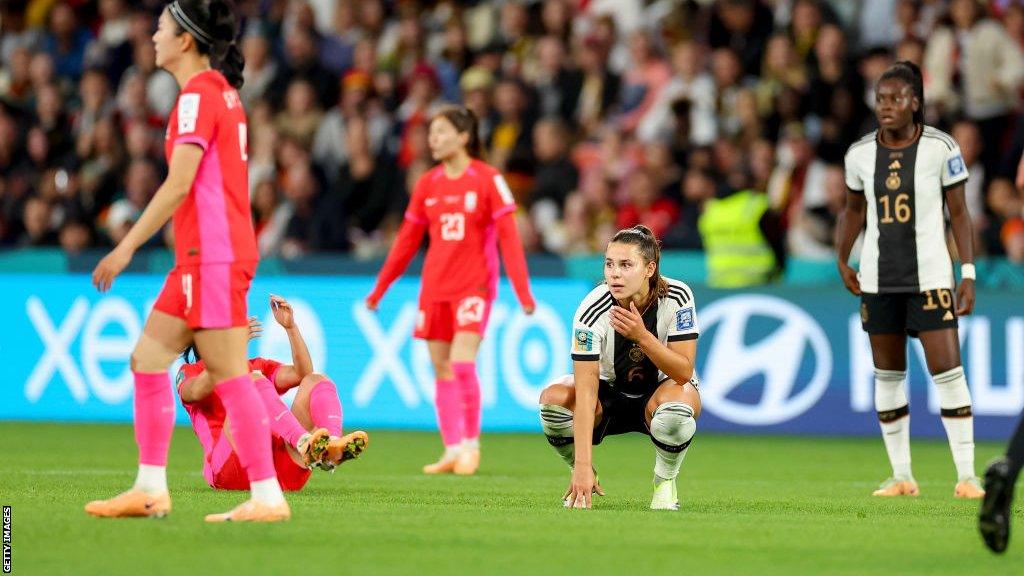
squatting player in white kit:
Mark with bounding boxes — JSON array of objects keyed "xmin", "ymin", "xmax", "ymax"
[
  {"xmin": 837, "ymin": 61, "xmax": 983, "ymax": 499},
  {"xmin": 538, "ymin": 225, "xmax": 701, "ymax": 510}
]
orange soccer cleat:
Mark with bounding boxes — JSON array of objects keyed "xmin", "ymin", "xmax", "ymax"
[
  {"xmin": 204, "ymin": 499, "xmax": 291, "ymax": 523},
  {"xmin": 453, "ymin": 448, "xmax": 480, "ymax": 476},
  {"xmin": 298, "ymin": 428, "xmax": 331, "ymax": 469},
  {"xmin": 85, "ymin": 490, "xmax": 171, "ymax": 518},
  {"xmin": 321, "ymin": 431, "xmax": 369, "ymax": 471},
  {"xmin": 954, "ymin": 477, "xmax": 986, "ymax": 499},
  {"xmin": 871, "ymin": 477, "xmax": 920, "ymax": 497}
]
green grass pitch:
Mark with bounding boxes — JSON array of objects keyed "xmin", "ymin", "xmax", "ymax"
[{"xmin": 2, "ymin": 422, "xmax": 1022, "ymax": 575}]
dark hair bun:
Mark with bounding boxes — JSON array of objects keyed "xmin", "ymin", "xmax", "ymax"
[{"xmin": 631, "ymin": 224, "xmax": 656, "ymax": 239}]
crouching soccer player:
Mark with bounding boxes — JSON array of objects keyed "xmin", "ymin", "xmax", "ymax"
[
  {"xmin": 539, "ymin": 226, "xmax": 700, "ymax": 510},
  {"xmin": 179, "ymin": 296, "xmax": 367, "ymax": 503}
]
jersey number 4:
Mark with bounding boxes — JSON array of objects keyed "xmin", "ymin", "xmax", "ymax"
[{"xmin": 440, "ymin": 213, "xmax": 465, "ymax": 241}]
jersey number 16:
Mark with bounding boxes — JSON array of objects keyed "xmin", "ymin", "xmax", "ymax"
[{"xmin": 879, "ymin": 193, "xmax": 911, "ymax": 224}]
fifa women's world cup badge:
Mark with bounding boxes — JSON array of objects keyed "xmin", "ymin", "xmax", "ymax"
[{"xmin": 574, "ymin": 329, "xmax": 593, "ymax": 353}]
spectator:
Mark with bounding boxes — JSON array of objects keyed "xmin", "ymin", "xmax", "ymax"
[
  {"xmin": 313, "ymin": 70, "xmax": 392, "ymax": 183},
  {"xmin": 19, "ymin": 196, "xmax": 58, "ymax": 247},
  {"xmin": 275, "ymin": 79, "xmax": 323, "ymax": 150},
  {"xmin": 615, "ymin": 168, "xmax": 680, "ymax": 239},
  {"xmin": 240, "ymin": 33, "xmax": 280, "ymax": 108},
  {"xmin": 43, "ymin": 2, "xmax": 93, "ymax": 82}
]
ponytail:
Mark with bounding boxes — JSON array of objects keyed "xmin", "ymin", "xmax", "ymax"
[
  {"xmin": 609, "ymin": 225, "xmax": 669, "ymax": 299},
  {"xmin": 168, "ymin": 0, "xmax": 245, "ymax": 88}
]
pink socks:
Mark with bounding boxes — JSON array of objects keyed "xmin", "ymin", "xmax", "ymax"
[
  {"xmin": 253, "ymin": 376, "xmax": 307, "ymax": 447},
  {"xmin": 133, "ymin": 371, "xmax": 176, "ymax": 466},
  {"xmin": 215, "ymin": 374, "xmax": 275, "ymax": 482},
  {"xmin": 435, "ymin": 377, "xmax": 462, "ymax": 447},
  {"xmin": 452, "ymin": 362, "xmax": 481, "ymax": 442},
  {"xmin": 308, "ymin": 378, "xmax": 343, "ymax": 436}
]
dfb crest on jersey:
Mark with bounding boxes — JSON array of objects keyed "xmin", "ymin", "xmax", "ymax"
[
  {"xmin": 178, "ymin": 93, "xmax": 200, "ymax": 134},
  {"xmin": 947, "ymin": 154, "xmax": 966, "ymax": 177},
  {"xmin": 675, "ymin": 307, "xmax": 695, "ymax": 331},
  {"xmin": 465, "ymin": 192, "xmax": 477, "ymax": 212},
  {"xmin": 573, "ymin": 328, "xmax": 593, "ymax": 352}
]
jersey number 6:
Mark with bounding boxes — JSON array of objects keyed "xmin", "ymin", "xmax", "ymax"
[{"xmin": 440, "ymin": 213, "xmax": 465, "ymax": 241}]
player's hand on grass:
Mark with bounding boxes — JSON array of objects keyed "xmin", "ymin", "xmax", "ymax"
[
  {"xmin": 956, "ymin": 278, "xmax": 975, "ymax": 316},
  {"xmin": 838, "ymin": 262, "xmax": 861, "ymax": 296},
  {"xmin": 564, "ymin": 465, "xmax": 603, "ymax": 509},
  {"xmin": 92, "ymin": 245, "xmax": 134, "ymax": 293},
  {"xmin": 247, "ymin": 316, "xmax": 263, "ymax": 341},
  {"xmin": 270, "ymin": 294, "xmax": 295, "ymax": 328},
  {"xmin": 610, "ymin": 302, "xmax": 647, "ymax": 341}
]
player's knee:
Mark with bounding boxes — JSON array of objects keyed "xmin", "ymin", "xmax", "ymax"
[
  {"xmin": 933, "ymin": 365, "xmax": 972, "ymax": 411},
  {"xmin": 131, "ymin": 334, "xmax": 177, "ymax": 373},
  {"xmin": 539, "ymin": 383, "xmax": 572, "ymax": 408},
  {"xmin": 650, "ymin": 402, "xmax": 696, "ymax": 451},
  {"xmin": 432, "ymin": 359, "xmax": 453, "ymax": 380},
  {"xmin": 299, "ymin": 373, "xmax": 331, "ymax": 389}
]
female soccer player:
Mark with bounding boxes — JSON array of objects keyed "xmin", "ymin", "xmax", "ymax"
[
  {"xmin": 837, "ymin": 61, "xmax": 983, "ymax": 499},
  {"xmin": 538, "ymin": 225, "xmax": 701, "ymax": 510},
  {"xmin": 85, "ymin": 0, "xmax": 289, "ymax": 522},
  {"xmin": 178, "ymin": 295, "xmax": 368, "ymax": 492},
  {"xmin": 366, "ymin": 105, "xmax": 535, "ymax": 475}
]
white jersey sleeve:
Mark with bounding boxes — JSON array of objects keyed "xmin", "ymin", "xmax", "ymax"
[
  {"xmin": 663, "ymin": 279, "xmax": 699, "ymax": 342},
  {"xmin": 941, "ymin": 142, "xmax": 969, "ymax": 190},
  {"xmin": 571, "ymin": 285, "xmax": 614, "ymax": 361}
]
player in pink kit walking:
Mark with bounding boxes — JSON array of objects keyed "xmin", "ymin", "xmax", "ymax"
[
  {"xmin": 366, "ymin": 105, "xmax": 535, "ymax": 475},
  {"xmin": 86, "ymin": 0, "xmax": 289, "ymax": 522},
  {"xmin": 178, "ymin": 296, "xmax": 368, "ymax": 492}
]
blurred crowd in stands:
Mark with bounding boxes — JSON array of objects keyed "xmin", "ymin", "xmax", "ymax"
[{"xmin": 3, "ymin": 0, "xmax": 1024, "ymax": 268}]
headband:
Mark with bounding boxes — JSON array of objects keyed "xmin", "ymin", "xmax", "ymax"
[{"xmin": 168, "ymin": 1, "xmax": 214, "ymax": 47}]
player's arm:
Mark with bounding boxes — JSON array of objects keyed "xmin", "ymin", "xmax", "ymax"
[
  {"xmin": 945, "ymin": 183, "xmax": 976, "ymax": 316},
  {"xmin": 365, "ymin": 218, "xmax": 427, "ymax": 309},
  {"xmin": 568, "ymin": 359, "xmax": 599, "ymax": 509},
  {"xmin": 179, "ymin": 370, "xmax": 215, "ymax": 404},
  {"xmin": 495, "ymin": 212, "xmax": 536, "ymax": 313},
  {"xmin": 267, "ymin": 295, "xmax": 314, "ymax": 391},
  {"xmin": 611, "ymin": 302, "xmax": 696, "ymax": 384},
  {"xmin": 93, "ymin": 145, "xmax": 203, "ymax": 291},
  {"xmin": 835, "ymin": 190, "xmax": 866, "ymax": 296}
]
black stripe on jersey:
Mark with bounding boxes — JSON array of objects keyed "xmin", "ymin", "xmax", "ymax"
[
  {"xmin": 923, "ymin": 127, "xmax": 956, "ymax": 149},
  {"xmin": 571, "ymin": 353, "xmax": 599, "ymax": 361},
  {"xmin": 665, "ymin": 293, "xmax": 686, "ymax": 308},
  {"xmin": 874, "ymin": 140, "xmax": 920, "ymax": 292},
  {"xmin": 922, "ymin": 133, "xmax": 953, "ymax": 151},
  {"xmin": 847, "ymin": 132, "xmax": 876, "ymax": 154},
  {"xmin": 612, "ymin": 300, "xmax": 661, "ymax": 396},
  {"xmin": 580, "ymin": 292, "xmax": 613, "ymax": 326},
  {"xmin": 582, "ymin": 299, "xmax": 614, "ymax": 327},
  {"xmin": 667, "ymin": 285, "xmax": 692, "ymax": 304},
  {"xmin": 668, "ymin": 333, "xmax": 699, "ymax": 342}
]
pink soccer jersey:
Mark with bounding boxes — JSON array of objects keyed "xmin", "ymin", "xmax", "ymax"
[
  {"xmin": 165, "ymin": 69, "xmax": 258, "ymax": 266},
  {"xmin": 405, "ymin": 159, "xmax": 517, "ymax": 301}
]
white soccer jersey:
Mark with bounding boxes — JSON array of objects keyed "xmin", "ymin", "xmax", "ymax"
[
  {"xmin": 844, "ymin": 125, "xmax": 968, "ymax": 293},
  {"xmin": 570, "ymin": 277, "xmax": 699, "ymax": 396}
]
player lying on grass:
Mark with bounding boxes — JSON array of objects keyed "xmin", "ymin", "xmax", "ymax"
[
  {"xmin": 538, "ymin": 225, "xmax": 701, "ymax": 510},
  {"xmin": 177, "ymin": 295, "xmax": 368, "ymax": 494}
]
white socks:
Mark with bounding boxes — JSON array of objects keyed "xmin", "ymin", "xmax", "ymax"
[
  {"xmin": 540, "ymin": 404, "xmax": 576, "ymax": 468},
  {"xmin": 933, "ymin": 366, "xmax": 976, "ymax": 480},
  {"xmin": 463, "ymin": 437, "xmax": 480, "ymax": 452},
  {"xmin": 250, "ymin": 477, "xmax": 286, "ymax": 506},
  {"xmin": 649, "ymin": 402, "xmax": 696, "ymax": 482},
  {"xmin": 133, "ymin": 464, "xmax": 168, "ymax": 494},
  {"xmin": 875, "ymin": 368, "xmax": 913, "ymax": 480}
]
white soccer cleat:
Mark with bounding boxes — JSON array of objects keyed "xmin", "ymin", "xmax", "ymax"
[{"xmin": 650, "ymin": 478, "xmax": 679, "ymax": 511}]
